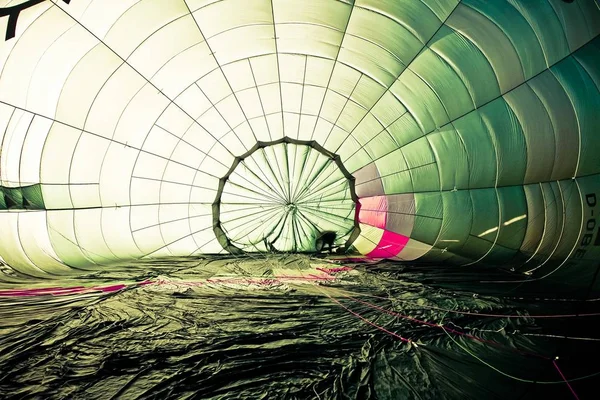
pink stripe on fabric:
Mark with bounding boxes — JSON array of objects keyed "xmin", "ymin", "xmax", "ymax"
[
  {"xmin": 358, "ymin": 196, "xmax": 387, "ymax": 229},
  {"xmin": 367, "ymin": 229, "xmax": 410, "ymax": 258}
]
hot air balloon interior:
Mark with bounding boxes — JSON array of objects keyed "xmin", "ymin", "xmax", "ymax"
[{"xmin": 0, "ymin": 0, "xmax": 599, "ymax": 398}]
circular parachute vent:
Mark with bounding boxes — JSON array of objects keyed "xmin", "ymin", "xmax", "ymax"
[{"xmin": 213, "ymin": 138, "xmax": 360, "ymax": 253}]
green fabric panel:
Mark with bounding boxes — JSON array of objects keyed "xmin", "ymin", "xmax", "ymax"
[
  {"xmin": 391, "ymin": 69, "xmax": 448, "ymax": 133},
  {"xmin": 401, "ymin": 137, "xmax": 435, "ymax": 167},
  {"xmin": 467, "ymin": 188, "xmax": 498, "ymax": 252},
  {"xmin": 376, "ymin": 149, "xmax": 412, "ymax": 195},
  {"xmin": 362, "ymin": 131, "xmax": 397, "ymax": 162},
  {"xmin": 381, "ymin": 170, "xmax": 413, "ymax": 195},
  {"xmin": 552, "ymin": 179, "xmax": 585, "ymax": 262},
  {"xmin": 344, "ymin": 148, "xmax": 372, "ymax": 174},
  {"xmin": 452, "ymin": 111, "xmax": 496, "ymax": 189},
  {"xmin": 0, "ymin": 191, "xmax": 6, "ymax": 209},
  {"xmin": 454, "ymin": 188, "xmax": 500, "ymax": 263},
  {"xmin": 506, "ymin": 0, "xmax": 570, "ymax": 66},
  {"xmin": 503, "ymin": 84, "xmax": 555, "ymax": 184},
  {"xmin": 446, "ymin": 4, "xmax": 524, "ymax": 93},
  {"xmin": 422, "ymin": 0, "xmax": 459, "ymax": 21},
  {"xmin": 437, "ymin": 190, "xmax": 472, "ymax": 254},
  {"xmin": 375, "ymin": 148, "xmax": 408, "ymax": 178},
  {"xmin": 356, "ymin": 0, "xmax": 442, "ymax": 44},
  {"xmin": 409, "ymin": 164, "xmax": 440, "ymax": 193},
  {"xmin": 527, "ymin": 70, "xmax": 579, "ymax": 181},
  {"xmin": 495, "ymin": 185, "xmax": 528, "ymax": 250},
  {"xmin": 465, "ymin": 0, "xmax": 546, "ymax": 79},
  {"xmin": 352, "ymin": 113, "xmax": 385, "ymax": 146},
  {"xmin": 349, "ymin": 8, "xmax": 423, "ymax": 67},
  {"xmin": 520, "ymin": 184, "xmax": 545, "ymax": 258},
  {"xmin": 574, "ymin": 39, "xmax": 600, "ymax": 98},
  {"xmin": 549, "ymin": 0, "xmax": 593, "ymax": 52},
  {"xmin": 401, "ymin": 138, "xmax": 438, "ymax": 193},
  {"xmin": 479, "ymin": 99, "xmax": 527, "ymax": 187},
  {"xmin": 482, "ymin": 245, "xmax": 520, "ymax": 265},
  {"xmin": 429, "ymin": 25, "xmax": 500, "ymax": 107},
  {"xmin": 21, "ymin": 184, "xmax": 45, "ymax": 209},
  {"xmin": 409, "ymin": 48, "xmax": 473, "ymax": 120},
  {"xmin": 411, "ymin": 192, "xmax": 443, "ymax": 245},
  {"xmin": 3, "ymin": 187, "xmax": 24, "ymax": 209},
  {"xmin": 552, "ymin": 56, "xmax": 600, "ymax": 177},
  {"xmin": 386, "ymin": 113, "xmax": 424, "ymax": 147},
  {"xmin": 427, "ymin": 128, "xmax": 469, "ymax": 191},
  {"xmin": 530, "ymin": 182, "xmax": 562, "ymax": 265}
]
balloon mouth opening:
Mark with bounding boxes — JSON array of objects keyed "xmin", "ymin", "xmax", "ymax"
[{"xmin": 212, "ymin": 137, "xmax": 360, "ymax": 254}]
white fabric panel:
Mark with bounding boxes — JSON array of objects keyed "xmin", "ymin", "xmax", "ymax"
[
  {"xmin": 69, "ymin": 185, "xmax": 102, "ymax": 209},
  {"xmin": 276, "ymin": 24, "xmax": 342, "ymax": 59},
  {"xmin": 113, "ymin": 83, "xmax": 171, "ymax": 147},
  {"xmin": 257, "ymin": 83, "xmax": 282, "ymax": 114},
  {"xmin": 283, "ymin": 112, "xmax": 300, "ymax": 139},
  {"xmin": 174, "ymin": 84, "xmax": 213, "ymax": 120},
  {"xmin": 101, "ymin": 206, "xmax": 142, "ymax": 258},
  {"xmin": 103, "ymin": 0, "xmax": 188, "ymax": 59},
  {"xmin": 197, "ymin": 107, "xmax": 231, "ymax": 139},
  {"xmin": 70, "ymin": 132, "xmax": 110, "ymax": 183},
  {"xmin": 163, "ymin": 161, "xmax": 197, "ymax": 186},
  {"xmin": 248, "ymin": 116, "xmax": 273, "ymax": 142},
  {"xmin": 0, "ymin": 213, "xmax": 49, "ymax": 278},
  {"xmin": 153, "ymin": 41, "xmax": 218, "ymax": 99},
  {"xmin": 274, "ymin": 0, "xmax": 351, "ymax": 30},
  {"xmin": 73, "ymin": 208, "xmax": 116, "ymax": 264},
  {"xmin": 47, "ymin": 210, "xmax": 95, "ymax": 267},
  {"xmin": 65, "ymin": 0, "xmax": 140, "ymax": 40},
  {"xmin": 133, "ymin": 225, "xmax": 168, "ymax": 254},
  {"xmin": 131, "ymin": 204, "xmax": 160, "ymax": 231},
  {"xmin": 42, "ymin": 185, "xmax": 73, "ymax": 209},
  {"xmin": 0, "ymin": 6, "xmax": 72, "ymax": 111},
  {"xmin": 56, "ymin": 44, "xmax": 122, "ymax": 128},
  {"xmin": 1, "ymin": 110, "xmax": 32, "ymax": 186},
  {"xmin": 265, "ymin": 112, "xmax": 284, "ymax": 140},
  {"xmin": 85, "ymin": 64, "xmax": 146, "ymax": 140},
  {"xmin": 132, "ymin": 151, "xmax": 169, "ymax": 181},
  {"xmin": 20, "ymin": 117, "xmax": 52, "ymax": 185},
  {"xmin": 219, "ymin": 131, "xmax": 248, "ymax": 156},
  {"xmin": 128, "ymin": 16, "xmax": 203, "ymax": 78},
  {"xmin": 208, "ymin": 25, "xmax": 275, "ymax": 65},
  {"xmin": 197, "ymin": 69, "xmax": 233, "ymax": 104},
  {"xmin": 130, "ymin": 178, "xmax": 161, "ymax": 206},
  {"xmin": 281, "ymin": 83, "xmax": 303, "ymax": 113},
  {"xmin": 193, "ymin": 0, "xmax": 272, "ymax": 38},
  {"xmin": 250, "ymin": 54, "xmax": 279, "ymax": 85},
  {"xmin": 353, "ymin": 223, "xmax": 383, "ymax": 254},
  {"xmin": 26, "ymin": 25, "xmax": 98, "ymax": 118},
  {"xmin": 40, "ymin": 123, "xmax": 81, "ymax": 184},
  {"xmin": 215, "ymin": 95, "xmax": 246, "ymax": 129},
  {"xmin": 17, "ymin": 211, "xmax": 72, "ymax": 274},
  {"xmin": 99, "ymin": 143, "xmax": 139, "ymax": 206},
  {"xmin": 143, "ymin": 126, "xmax": 181, "ymax": 159},
  {"xmin": 221, "ymin": 60, "xmax": 256, "ymax": 92},
  {"xmin": 278, "ymin": 54, "xmax": 306, "ymax": 84},
  {"xmin": 237, "ymin": 88, "xmax": 266, "ymax": 119},
  {"xmin": 156, "ymin": 103, "xmax": 195, "ymax": 138}
]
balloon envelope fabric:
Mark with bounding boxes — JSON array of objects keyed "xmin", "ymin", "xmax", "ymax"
[{"xmin": 0, "ymin": 0, "xmax": 598, "ymax": 285}]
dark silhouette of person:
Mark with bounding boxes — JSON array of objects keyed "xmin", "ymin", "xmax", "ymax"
[{"xmin": 315, "ymin": 231, "xmax": 337, "ymax": 253}]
